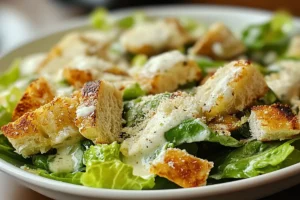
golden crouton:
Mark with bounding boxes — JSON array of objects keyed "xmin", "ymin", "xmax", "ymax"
[
  {"xmin": 150, "ymin": 148, "xmax": 213, "ymax": 188},
  {"xmin": 75, "ymin": 80, "xmax": 123, "ymax": 144},
  {"xmin": 63, "ymin": 68, "xmax": 93, "ymax": 89},
  {"xmin": 1, "ymin": 97, "xmax": 82, "ymax": 157},
  {"xmin": 12, "ymin": 77, "xmax": 55, "ymax": 121},
  {"xmin": 196, "ymin": 60, "xmax": 268, "ymax": 120},
  {"xmin": 249, "ymin": 104, "xmax": 300, "ymax": 141},
  {"xmin": 286, "ymin": 35, "xmax": 300, "ymax": 58},
  {"xmin": 120, "ymin": 19, "xmax": 190, "ymax": 55},
  {"xmin": 266, "ymin": 60, "xmax": 300, "ymax": 102},
  {"xmin": 191, "ymin": 22, "xmax": 245, "ymax": 59},
  {"xmin": 38, "ymin": 31, "xmax": 117, "ymax": 77},
  {"xmin": 136, "ymin": 51, "xmax": 201, "ymax": 94}
]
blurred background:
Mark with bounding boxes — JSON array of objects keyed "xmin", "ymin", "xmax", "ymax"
[{"xmin": 1, "ymin": 0, "xmax": 300, "ymax": 54}]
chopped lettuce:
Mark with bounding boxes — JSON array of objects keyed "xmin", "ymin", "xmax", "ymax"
[
  {"xmin": 0, "ymin": 106, "xmax": 11, "ymax": 127},
  {"xmin": 4, "ymin": 87, "xmax": 23, "ymax": 113},
  {"xmin": 40, "ymin": 171, "xmax": 84, "ymax": 185},
  {"xmin": 0, "ymin": 59, "xmax": 21, "ymax": 90},
  {"xmin": 210, "ymin": 138, "xmax": 300, "ymax": 179},
  {"xmin": 0, "ymin": 135, "xmax": 30, "ymax": 166},
  {"xmin": 164, "ymin": 119, "xmax": 242, "ymax": 147},
  {"xmin": 196, "ymin": 57, "xmax": 226, "ymax": 76},
  {"xmin": 90, "ymin": 8, "xmax": 111, "ymax": 30},
  {"xmin": 242, "ymin": 12, "xmax": 293, "ymax": 53},
  {"xmin": 81, "ymin": 142, "xmax": 155, "ymax": 190},
  {"xmin": 91, "ymin": 8, "xmax": 147, "ymax": 30},
  {"xmin": 131, "ymin": 54, "xmax": 148, "ymax": 67},
  {"xmin": 118, "ymin": 12, "xmax": 147, "ymax": 29},
  {"xmin": 123, "ymin": 83, "xmax": 146, "ymax": 101}
]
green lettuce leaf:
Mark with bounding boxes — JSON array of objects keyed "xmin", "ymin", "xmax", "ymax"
[
  {"xmin": 242, "ymin": 12, "xmax": 293, "ymax": 52},
  {"xmin": 83, "ymin": 142, "xmax": 120, "ymax": 166},
  {"xmin": 81, "ymin": 160, "xmax": 155, "ymax": 190},
  {"xmin": 4, "ymin": 87, "xmax": 23, "ymax": 113},
  {"xmin": 210, "ymin": 138, "xmax": 300, "ymax": 179},
  {"xmin": 90, "ymin": 8, "xmax": 111, "ymax": 30},
  {"xmin": 0, "ymin": 135, "xmax": 30, "ymax": 166},
  {"xmin": 131, "ymin": 54, "xmax": 148, "ymax": 67},
  {"xmin": 164, "ymin": 119, "xmax": 242, "ymax": 147},
  {"xmin": 0, "ymin": 59, "xmax": 20, "ymax": 89},
  {"xmin": 40, "ymin": 171, "xmax": 83, "ymax": 185},
  {"xmin": 196, "ymin": 57, "xmax": 226, "ymax": 76},
  {"xmin": 0, "ymin": 106, "xmax": 11, "ymax": 127},
  {"xmin": 118, "ymin": 12, "xmax": 147, "ymax": 29},
  {"xmin": 81, "ymin": 142, "xmax": 155, "ymax": 190},
  {"xmin": 123, "ymin": 83, "xmax": 146, "ymax": 101}
]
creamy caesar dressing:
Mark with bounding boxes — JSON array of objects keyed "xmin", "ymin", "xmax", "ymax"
[
  {"xmin": 121, "ymin": 95, "xmax": 201, "ymax": 176},
  {"xmin": 76, "ymin": 105, "xmax": 96, "ymax": 117},
  {"xmin": 198, "ymin": 64, "xmax": 243, "ymax": 112},
  {"xmin": 48, "ymin": 143, "xmax": 83, "ymax": 173},
  {"xmin": 140, "ymin": 50, "xmax": 186, "ymax": 77}
]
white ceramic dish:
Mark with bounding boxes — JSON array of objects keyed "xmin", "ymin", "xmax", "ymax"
[{"xmin": 0, "ymin": 5, "xmax": 300, "ymax": 200}]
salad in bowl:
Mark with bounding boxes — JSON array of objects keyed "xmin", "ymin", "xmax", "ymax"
[{"xmin": 0, "ymin": 8, "xmax": 300, "ymax": 191}]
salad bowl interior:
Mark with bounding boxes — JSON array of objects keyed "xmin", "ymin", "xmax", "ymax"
[{"xmin": 0, "ymin": 5, "xmax": 300, "ymax": 200}]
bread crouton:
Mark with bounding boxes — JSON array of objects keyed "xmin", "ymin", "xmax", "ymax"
[
  {"xmin": 38, "ymin": 31, "xmax": 117, "ymax": 77},
  {"xmin": 75, "ymin": 80, "xmax": 123, "ymax": 144},
  {"xmin": 63, "ymin": 68, "xmax": 93, "ymax": 89},
  {"xmin": 120, "ymin": 19, "xmax": 190, "ymax": 55},
  {"xmin": 266, "ymin": 60, "xmax": 300, "ymax": 102},
  {"xmin": 135, "ymin": 50, "xmax": 202, "ymax": 94},
  {"xmin": 12, "ymin": 77, "xmax": 55, "ymax": 121},
  {"xmin": 249, "ymin": 104, "xmax": 300, "ymax": 141},
  {"xmin": 286, "ymin": 35, "xmax": 300, "ymax": 58},
  {"xmin": 191, "ymin": 22, "xmax": 245, "ymax": 59},
  {"xmin": 196, "ymin": 60, "xmax": 268, "ymax": 120},
  {"xmin": 150, "ymin": 148, "xmax": 213, "ymax": 188},
  {"xmin": 1, "ymin": 96, "xmax": 82, "ymax": 157}
]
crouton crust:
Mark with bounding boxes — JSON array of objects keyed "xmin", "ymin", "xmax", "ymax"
[
  {"xmin": 150, "ymin": 148, "xmax": 213, "ymax": 188},
  {"xmin": 197, "ymin": 60, "xmax": 268, "ymax": 120},
  {"xmin": 249, "ymin": 104, "xmax": 300, "ymax": 141},
  {"xmin": 191, "ymin": 22, "xmax": 245, "ymax": 59},
  {"xmin": 12, "ymin": 77, "xmax": 55, "ymax": 121},
  {"xmin": 2, "ymin": 96, "xmax": 81, "ymax": 157},
  {"xmin": 63, "ymin": 68, "xmax": 93, "ymax": 89},
  {"xmin": 75, "ymin": 80, "xmax": 123, "ymax": 144}
]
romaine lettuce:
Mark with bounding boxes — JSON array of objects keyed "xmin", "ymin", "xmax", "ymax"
[
  {"xmin": 0, "ymin": 106, "xmax": 11, "ymax": 127},
  {"xmin": 123, "ymin": 83, "xmax": 146, "ymax": 101},
  {"xmin": 81, "ymin": 142, "xmax": 155, "ymax": 190},
  {"xmin": 164, "ymin": 118, "xmax": 242, "ymax": 147},
  {"xmin": 0, "ymin": 59, "xmax": 20, "ymax": 89},
  {"xmin": 242, "ymin": 12, "xmax": 293, "ymax": 52},
  {"xmin": 0, "ymin": 135, "xmax": 30, "ymax": 166},
  {"xmin": 210, "ymin": 138, "xmax": 300, "ymax": 179}
]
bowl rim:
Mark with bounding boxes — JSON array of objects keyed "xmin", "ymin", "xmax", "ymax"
[{"xmin": 1, "ymin": 4, "xmax": 300, "ymax": 199}]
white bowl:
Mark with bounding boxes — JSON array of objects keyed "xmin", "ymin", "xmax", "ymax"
[{"xmin": 1, "ymin": 5, "xmax": 300, "ymax": 200}]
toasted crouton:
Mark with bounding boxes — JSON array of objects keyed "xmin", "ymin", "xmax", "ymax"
[
  {"xmin": 150, "ymin": 148, "xmax": 213, "ymax": 188},
  {"xmin": 120, "ymin": 19, "xmax": 190, "ymax": 55},
  {"xmin": 191, "ymin": 22, "xmax": 245, "ymax": 59},
  {"xmin": 286, "ymin": 35, "xmax": 300, "ymax": 58},
  {"xmin": 12, "ymin": 77, "xmax": 55, "ymax": 121},
  {"xmin": 63, "ymin": 68, "xmax": 93, "ymax": 89},
  {"xmin": 266, "ymin": 60, "xmax": 300, "ymax": 102},
  {"xmin": 196, "ymin": 60, "xmax": 268, "ymax": 120},
  {"xmin": 1, "ymin": 97, "xmax": 82, "ymax": 157},
  {"xmin": 75, "ymin": 80, "xmax": 123, "ymax": 144},
  {"xmin": 38, "ymin": 31, "xmax": 117, "ymax": 78},
  {"xmin": 249, "ymin": 104, "xmax": 300, "ymax": 141},
  {"xmin": 135, "ymin": 50, "xmax": 202, "ymax": 94}
]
